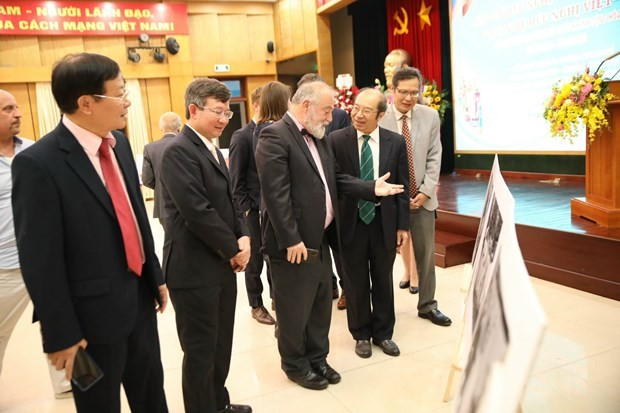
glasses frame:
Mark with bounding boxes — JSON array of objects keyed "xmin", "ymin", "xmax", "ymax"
[
  {"xmin": 395, "ymin": 88, "xmax": 420, "ymax": 98},
  {"xmin": 351, "ymin": 105, "xmax": 379, "ymax": 117},
  {"xmin": 195, "ymin": 104, "xmax": 234, "ymax": 120},
  {"xmin": 93, "ymin": 90, "xmax": 130, "ymax": 104}
]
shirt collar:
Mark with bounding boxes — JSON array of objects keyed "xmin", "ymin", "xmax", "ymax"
[
  {"xmin": 186, "ymin": 124, "xmax": 216, "ymax": 152},
  {"xmin": 287, "ymin": 111, "xmax": 304, "ymax": 133},
  {"xmin": 62, "ymin": 115, "xmax": 116, "ymax": 155},
  {"xmin": 356, "ymin": 126, "xmax": 380, "ymax": 143},
  {"xmin": 392, "ymin": 103, "xmax": 415, "ymax": 120}
]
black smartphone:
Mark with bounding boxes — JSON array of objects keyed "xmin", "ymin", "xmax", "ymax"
[
  {"xmin": 304, "ymin": 248, "xmax": 319, "ymax": 264},
  {"xmin": 72, "ymin": 347, "xmax": 104, "ymax": 392}
]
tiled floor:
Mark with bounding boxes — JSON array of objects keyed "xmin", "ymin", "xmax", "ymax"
[{"xmin": 1, "ymin": 203, "xmax": 619, "ymax": 413}]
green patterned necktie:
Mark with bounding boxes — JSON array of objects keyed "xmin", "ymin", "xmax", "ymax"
[{"xmin": 359, "ymin": 134, "xmax": 375, "ymax": 224}]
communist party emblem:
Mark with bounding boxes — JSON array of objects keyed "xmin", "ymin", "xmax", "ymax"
[{"xmin": 393, "ymin": 7, "xmax": 409, "ymax": 36}]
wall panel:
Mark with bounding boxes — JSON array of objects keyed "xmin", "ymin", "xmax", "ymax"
[
  {"xmin": 145, "ymin": 78, "xmax": 173, "ymax": 142},
  {"xmin": 219, "ymin": 15, "xmax": 251, "ymax": 63},
  {"xmin": 0, "ymin": 36, "xmax": 41, "ymax": 67}
]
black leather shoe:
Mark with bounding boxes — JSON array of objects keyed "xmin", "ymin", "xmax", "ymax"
[
  {"xmin": 217, "ymin": 404, "xmax": 252, "ymax": 413},
  {"xmin": 332, "ymin": 287, "xmax": 339, "ymax": 299},
  {"xmin": 398, "ymin": 280, "xmax": 410, "ymax": 289},
  {"xmin": 312, "ymin": 362, "xmax": 341, "ymax": 384},
  {"xmin": 287, "ymin": 370, "xmax": 329, "ymax": 390},
  {"xmin": 418, "ymin": 309, "xmax": 452, "ymax": 326},
  {"xmin": 355, "ymin": 339, "xmax": 372, "ymax": 358},
  {"xmin": 409, "ymin": 286, "xmax": 419, "ymax": 294},
  {"xmin": 372, "ymin": 339, "xmax": 400, "ymax": 356}
]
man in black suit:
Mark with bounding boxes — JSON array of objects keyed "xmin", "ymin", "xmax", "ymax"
[
  {"xmin": 142, "ymin": 111, "xmax": 181, "ymax": 225},
  {"xmin": 297, "ymin": 73, "xmax": 350, "ymax": 308},
  {"xmin": 12, "ymin": 53, "xmax": 168, "ymax": 413},
  {"xmin": 328, "ymin": 88, "xmax": 409, "ymax": 359},
  {"xmin": 229, "ymin": 86, "xmax": 275, "ymax": 326},
  {"xmin": 159, "ymin": 78, "xmax": 251, "ymax": 413},
  {"xmin": 255, "ymin": 81, "xmax": 404, "ymax": 390}
]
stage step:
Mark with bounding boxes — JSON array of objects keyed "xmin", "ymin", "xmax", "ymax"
[{"xmin": 434, "ymin": 230, "xmax": 475, "ymax": 268}]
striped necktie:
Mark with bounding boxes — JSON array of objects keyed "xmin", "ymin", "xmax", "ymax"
[{"xmin": 358, "ymin": 134, "xmax": 375, "ymax": 224}]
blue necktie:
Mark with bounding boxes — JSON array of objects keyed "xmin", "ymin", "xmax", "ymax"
[{"xmin": 359, "ymin": 135, "xmax": 375, "ymax": 224}]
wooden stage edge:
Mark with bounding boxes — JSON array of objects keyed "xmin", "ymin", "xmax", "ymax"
[{"xmin": 436, "ymin": 174, "xmax": 620, "ymax": 302}]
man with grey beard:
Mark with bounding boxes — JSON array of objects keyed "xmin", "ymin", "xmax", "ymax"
[{"xmin": 255, "ymin": 81, "xmax": 404, "ymax": 390}]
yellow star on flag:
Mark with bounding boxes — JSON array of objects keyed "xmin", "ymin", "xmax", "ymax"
[{"xmin": 418, "ymin": 0, "xmax": 432, "ymax": 30}]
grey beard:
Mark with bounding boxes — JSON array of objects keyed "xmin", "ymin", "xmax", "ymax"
[{"xmin": 306, "ymin": 124, "xmax": 326, "ymax": 139}]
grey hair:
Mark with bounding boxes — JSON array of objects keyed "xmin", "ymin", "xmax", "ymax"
[
  {"xmin": 291, "ymin": 81, "xmax": 335, "ymax": 106},
  {"xmin": 159, "ymin": 112, "xmax": 182, "ymax": 132}
]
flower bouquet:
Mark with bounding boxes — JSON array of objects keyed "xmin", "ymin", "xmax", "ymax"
[
  {"xmin": 423, "ymin": 81, "xmax": 451, "ymax": 124},
  {"xmin": 543, "ymin": 68, "xmax": 615, "ymax": 143},
  {"xmin": 335, "ymin": 74, "xmax": 359, "ymax": 115}
]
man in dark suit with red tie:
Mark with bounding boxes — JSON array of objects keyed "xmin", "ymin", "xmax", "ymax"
[
  {"xmin": 255, "ymin": 81, "xmax": 404, "ymax": 390},
  {"xmin": 159, "ymin": 78, "xmax": 251, "ymax": 413},
  {"xmin": 12, "ymin": 53, "xmax": 168, "ymax": 412},
  {"xmin": 328, "ymin": 88, "xmax": 409, "ymax": 359}
]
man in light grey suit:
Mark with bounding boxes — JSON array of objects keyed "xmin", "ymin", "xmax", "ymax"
[{"xmin": 379, "ymin": 67, "xmax": 451, "ymax": 327}]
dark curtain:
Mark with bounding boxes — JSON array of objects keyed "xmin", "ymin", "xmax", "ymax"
[
  {"xmin": 440, "ymin": 0, "xmax": 455, "ymax": 173},
  {"xmin": 348, "ymin": 0, "xmax": 388, "ymax": 89}
]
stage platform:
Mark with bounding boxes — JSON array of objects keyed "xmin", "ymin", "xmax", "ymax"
[{"xmin": 435, "ymin": 173, "xmax": 620, "ymax": 301}]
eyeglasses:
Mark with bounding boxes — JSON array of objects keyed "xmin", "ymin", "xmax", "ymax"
[
  {"xmin": 93, "ymin": 90, "xmax": 130, "ymax": 104},
  {"xmin": 351, "ymin": 105, "xmax": 378, "ymax": 117},
  {"xmin": 195, "ymin": 104, "xmax": 234, "ymax": 120},
  {"xmin": 396, "ymin": 89, "xmax": 420, "ymax": 98}
]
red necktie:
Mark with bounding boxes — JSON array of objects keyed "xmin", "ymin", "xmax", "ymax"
[
  {"xmin": 401, "ymin": 115, "xmax": 417, "ymax": 196},
  {"xmin": 99, "ymin": 139, "xmax": 143, "ymax": 276}
]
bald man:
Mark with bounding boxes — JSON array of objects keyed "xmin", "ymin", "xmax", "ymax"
[{"xmin": 143, "ymin": 112, "xmax": 182, "ymax": 224}]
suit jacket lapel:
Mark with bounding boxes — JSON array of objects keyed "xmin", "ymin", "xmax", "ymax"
[
  {"xmin": 112, "ymin": 138, "xmax": 147, "ymax": 228},
  {"xmin": 409, "ymin": 107, "xmax": 420, "ymax": 147},
  {"xmin": 344, "ymin": 127, "xmax": 361, "ymax": 177},
  {"xmin": 183, "ymin": 125, "xmax": 230, "ymax": 181},
  {"xmin": 378, "ymin": 128, "xmax": 393, "ymax": 176},
  {"xmin": 284, "ymin": 115, "xmax": 321, "ymax": 178},
  {"xmin": 58, "ymin": 124, "xmax": 116, "ymax": 218}
]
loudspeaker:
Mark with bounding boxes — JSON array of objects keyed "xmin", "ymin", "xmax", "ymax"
[
  {"xmin": 267, "ymin": 41, "xmax": 275, "ymax": 53},
  {"xmin": 166, "ymin": 37, "xmax": 180, "ymax": 55}
]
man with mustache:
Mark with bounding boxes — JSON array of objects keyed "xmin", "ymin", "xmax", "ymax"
[
  {"xmin": 0, "ymin": 89, "xmax": 35, "ymax": 376},
  {"xmin": 255, "ymin": 81, "xmax": 404, "ymax": 390}
]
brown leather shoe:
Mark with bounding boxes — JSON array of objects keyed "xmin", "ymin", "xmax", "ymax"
[
  {"xmin": 251, "ymin": 306, "xmax": 276, "ymax": 325},
  {"xmin": 336, "ymin": 291, "xmax": 346, "ymax": 310}
]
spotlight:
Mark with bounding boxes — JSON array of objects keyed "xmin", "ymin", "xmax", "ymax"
[
  {"xmin": 153, "ymin": 48, "xmax": 165, "ymax": 63},
  {"xmin": 128, "ymin": 49, "xmax": 140, "ymax": 63}
]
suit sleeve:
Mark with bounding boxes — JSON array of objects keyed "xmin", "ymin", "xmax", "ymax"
[
  {"xmin": 12, "ymin": 153, "xmax": 83, "ymax": 353},
  {"xmin": 160, "ymin": 143, "xmax": 240, "ymax": 259},
  {"xmin": 396, "ymin": 136, "xmax": 410, "ymax": 230},
  {"xmin": 228, "ymin": 129, "xmax": 251, "ymax": 214},
  {"xmin": 419, "ymin": 110, "xmax": 442, "ymax": 198},
  {"xmin": 255, "ymin": 127, "xmax": 302, "ymax": 249},
  {"xmin": 142, "ymin": 146, "xmax": 155, "ymax": 189}
]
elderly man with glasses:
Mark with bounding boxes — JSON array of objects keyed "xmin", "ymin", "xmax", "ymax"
[{"xmin": 328, "ymin": 88, "xmax": 410, "ymax": 358}]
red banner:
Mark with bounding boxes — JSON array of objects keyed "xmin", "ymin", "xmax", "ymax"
[
  {"xmin": 0, "ymin": 1, "xmax": 188, "ymax": 36},
  {"xmin": 387, "ymin": 0, "xmax": 442, "ymax": 89}
]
